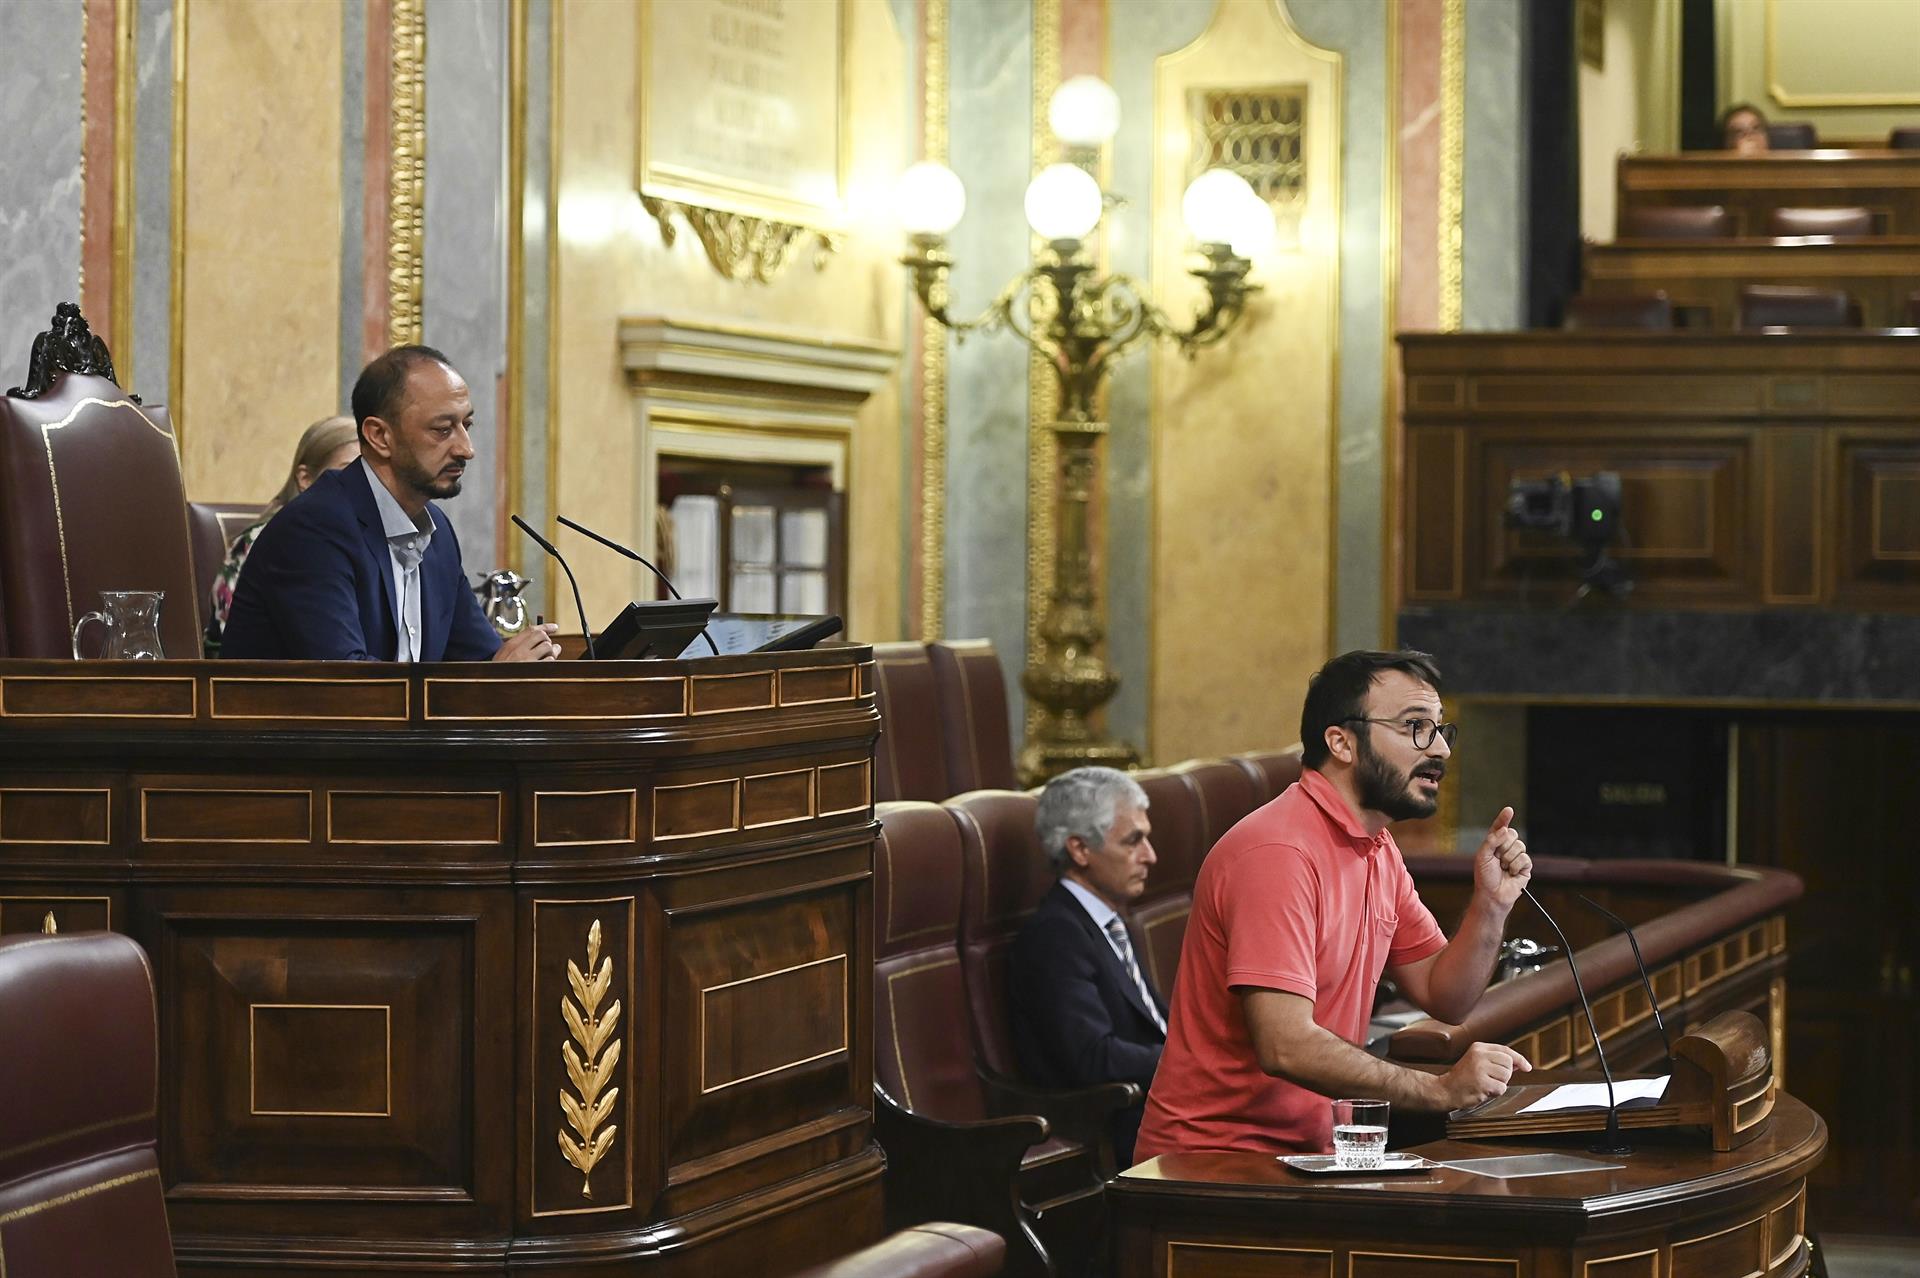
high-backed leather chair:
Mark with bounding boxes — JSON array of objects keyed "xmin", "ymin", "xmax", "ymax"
[
  {"xmin": 0, "ymin": 932, "xmax": 175, "ymax": 1277},
  {"xmin": 1230, "ymin": 746, "xmax": 1305, "ymax": 805},
  {"xmin": 874, "ymin": 643, "xmax": 953, "ymax": 803},
  {"xmin": 785, "ymin": 1223, "xmax": 1006, "ymax": 1278},
  {"xmin": 873, "ymin": 802, "xmax": 1114, "ymax": 1278},
  {"xmin": 1619, "ymin": 205, "xmax": 1733, "ymax": 240},
  {"xmin": 1768, "ymin": 206, "xmax": 1874, "ymax": 237},
  {"xmin": 929, "ymin": 640, "xmax": 1019, "ymax": 795},
  {"xmin": 947, "ymin": 790, "xmax": 1120, "ymax": 1277},
  {"xmin": 1767, "ymin": 121, "xmax": 1818, "ymax": 150},
  {"xmin": 1739, "ymin": 284, "xmax": 1860, "ymax": 329},
  {"xmin": 0, "ymin": 306, "xmax": 200, "ymax": 658},
  {"xmin": 1562, "ymin": 293, "xmax": 1675, "ymax": 330},
  {"xmin": 1890, "ymin": 126, "xmax": 1920, "ymax": 150},
  {"xmin": 1127, "ymin": 766, "xmax": 1204, "ymax": 996}
]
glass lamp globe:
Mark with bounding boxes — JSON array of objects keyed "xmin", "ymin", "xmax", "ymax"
[
  {"xmin": 1230, "ymin": 193, "xmax": 1277, "ymax": 259},
  {"xmin": 1048, "ymin": 75, "xmax": 1121, "ymax": 148},
  {"xmin": 895, "ymin": 162, "xmax": 967, "ymax": 237},
  {"xmin": 1181, "ymin": 167, "xmax": 1258, "ymax": 248},
  {"xmin": 1024, "ymin": 163, "xmax": 1104, "ymax": 243}
]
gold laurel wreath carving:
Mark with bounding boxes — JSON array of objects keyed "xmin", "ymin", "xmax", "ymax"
[
  {"xmin": 558, "ymin": 919, "xmax": 621, "ymax": 1198},
  {"xmin": 640, "ymin": 196, "xmax": 839, "ymax": 285}
]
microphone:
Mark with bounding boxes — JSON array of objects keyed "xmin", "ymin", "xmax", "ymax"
[
  {"xmin": 511, "ymin": 514, "xmax": 596, "ymax": 661},
  {"xmin": 555, "ymin": 514, "xmax": 718, "ymax": 657},
  {"xmin": 1521, "ymin": 885, "xmax": 1632, "ymax": 1154},
  {"xmin": 1576, "ymin": 894, "xmax": 1674, "ymax": 1070}
]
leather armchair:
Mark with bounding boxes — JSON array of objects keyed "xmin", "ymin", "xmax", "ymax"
[
  {"xmin": 1619, "ymin": 205, "xmax": 1733, "ymax": 239},
  {"xmin": 784, "ymin": 1223, "xmax": 1006, "ymax": 1278},
  {"xmin": 1562, "ymin": 294, "xmax": 1676, "ymax": 330},
  {"xmin": 1738, "ymin": 284, "xmax": 1861, "ymax": 329},
  {"xmin": 874, "ymin": 643, "xmax": 953, "ymax": 803},
  {"xmin": 929, "ymin": 641, "xmax": 1019, "ymax": 795},
  {"xmin": 0, "ymin": 932, "xmax": 175, "ymax": 1277},
  {"xmin": 0, "ymin": 307, "xmax": 200, "ymax": 659},
  {"xmin": 1767, "ymin": 206, "xmax": 1874, "ymax": 237}
]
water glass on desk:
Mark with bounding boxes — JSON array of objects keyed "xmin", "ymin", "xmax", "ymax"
[{"xmin": 1332, "ymin": 1098, "xmax": 1389, "ymax": 1169}]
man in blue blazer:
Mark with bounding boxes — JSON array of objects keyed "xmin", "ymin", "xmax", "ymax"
[
  {"xmin": 1009, "ymin": 767, "xmax": 1168, "ymax": 1168},
  {"xmin": 221, "ymin": 346, "xmax": 559, "ymax": 662}
]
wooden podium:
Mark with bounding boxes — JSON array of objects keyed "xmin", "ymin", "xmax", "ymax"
[
  {"xmin": 1448, "ymin": 1010, "xmax": 1777, "ymax": 1151},
  {"xmin": 0, "ymin": 651, "xmax": 882, "ymax": 1275}
]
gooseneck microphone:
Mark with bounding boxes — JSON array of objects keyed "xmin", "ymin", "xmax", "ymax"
[
  {"xmin": 555, "ymin": 514, "xmax": 719, "ymax": 657},
  {"xmin": 1521, "ymin": 885, "xmax": 1631, "ymax": 1154},
  {"xmin": 1577, "ymin": 894, "xmax": 1675, "ymax": 1069},
  {"xmin": 511, "ymin": 514, "xmax": 596, "ymax": 661}
]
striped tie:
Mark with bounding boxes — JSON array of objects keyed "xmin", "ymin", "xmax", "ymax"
[{"xmin": 1105, "ymin": 916, "xmax": 1168, "ymax": 1036}]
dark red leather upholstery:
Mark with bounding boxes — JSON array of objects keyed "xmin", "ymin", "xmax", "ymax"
[
  {"xmin": 875, "ymin": 802, "xmax": 987, "ymax": 1122},
  {"xmin": 949, "ymin": 791, "xmax": 1051, "ymax": 1080},
  {"xmin": 1767, "ymin": 206, "xmax": 1874, "ymax": 237},
  {"xmin": 929, "ymin": 641, "xmax": 1019, "ymax": 795},
  {"xmin": 785, "ymin": 1223, "xmax": 1006, "ymax": 1278},
  {"xmin": 0, "ymin": 373, "xmax": 201, "ymax": 658},
  {"xmin": 1767, "ymin": 121, "xmax": 1818, "ymax": 150},
  {"xmin": 186, "ymin": 502, "xmax": 262, "ymax": 627},
  {"xmin": 0, "ymin": 932, "xmax": 175, "ymax": 1277},
  {"xmin": 1230, "ymin": 746, "xmax": 1304, "ymax": 804},
  {"xmin": 1562, "ymin": 293, "xmax": 1675, "ymax": 330},
  {"xmin": 1619, "ymin": 205, "xmax": 1733, "ymax": 239},
  {"xmin": 874, "ymin": 644, "xmax": 953, "ymax": 804},
  {"xmin": 1129, "ymin": 767, "xmax": 1203, "ymax": 997},
  {"xmin": 1739, "ymin": 284, "xmax": 1860, "ymax": 329}
]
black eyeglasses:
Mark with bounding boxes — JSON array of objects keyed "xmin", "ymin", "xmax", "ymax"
[{"xmin": 1340, "ymin": 716, "xmax": 1458, "ymax": 750}]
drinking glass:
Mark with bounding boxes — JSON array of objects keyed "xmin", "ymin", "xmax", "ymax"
[{"xmin": 1331, "ymin": 1098, "xmax": 1390, "ymax": 1170}]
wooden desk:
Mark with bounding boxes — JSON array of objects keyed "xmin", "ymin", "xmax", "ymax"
[
  {"xmin": 0, "ymin": 652, "xmax": 882, "ymax": 1275},
  {"xmin": 1398, "ymin": 331, "xmax": 1920, "ymax": 611},
  {"xmin": 1619, "ymin": 151, "xmax": 1920, "ymax": 237},
  {"xmin": 1583, "ymin": 237, "xmax": 1920, "ymax": 329},
  {"xmin": 1113, "ymin": 1093, "xmax": 1827, "ymax": 1278}
]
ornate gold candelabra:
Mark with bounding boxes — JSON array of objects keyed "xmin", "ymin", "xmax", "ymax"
[{"xmin": 898, "ymin": 80, "xmax": 1271, "ymax": 781}]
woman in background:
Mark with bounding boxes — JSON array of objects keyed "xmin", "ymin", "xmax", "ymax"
[{"xmin": 205, "ymin": 415, "xmax": 360, "ymax": 653}]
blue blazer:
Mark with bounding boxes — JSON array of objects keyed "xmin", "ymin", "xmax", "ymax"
[{"xmin": 219, "ymin": 459, "xmax": 501, "ymax": 662}]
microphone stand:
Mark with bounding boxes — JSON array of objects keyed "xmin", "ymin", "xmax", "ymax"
[
  {"xmin": 1522, "ymin": 885, "xmax": 1631, "ymax": 1155},
  {"xmin": 1576, "ymin": 894, "xmax": 1674, "ymax": 1070},
  {"xmin": 510, "ymin": 515, "xmax": 595, "ymax": 661}
]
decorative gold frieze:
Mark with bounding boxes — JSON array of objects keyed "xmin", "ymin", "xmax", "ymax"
[
  {"xmin": 388, "ymin": 0, "xmax": 426, "ymax": 346},
  {"xmin": 558, "ymin": 919, "xmax": 621, "ymax": 1198},
  {"xmin": 640, "ymin": 197, "xmax": 839, "ymax": 285}
]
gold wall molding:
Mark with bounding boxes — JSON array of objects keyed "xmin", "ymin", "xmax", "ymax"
[
  {"xmin": 1438, "ymin": 0, "xmax": 1464, "ymax": 332},
  {"xmin": 917, "ymin": 0, "xmax": 950, "ymax": 641},
  {"xmin": 1024, "ymin": 0, "xmax": 1063, "ymax": 741},
  {"xmin": 640, "ymin": 197, "xmax": 840, "ymax": 285},
  {"xmin": 388, "ymin": 0, "xmax": 426, "ymax": 347},
  {"xmin": 558, "ymin": 918, "xmax": 622, "ymax": 1199}
]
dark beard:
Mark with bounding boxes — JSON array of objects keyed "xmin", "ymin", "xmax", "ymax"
[{"xmin": 1355, "ymin": 731, "xmax": 1442, "ymax": 822}]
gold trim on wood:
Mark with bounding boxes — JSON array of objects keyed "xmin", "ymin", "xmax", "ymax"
[
  {"xmin": 387, "ymin": 0, "xmax": 426, "ymax": 346},
  {"xmin": 1438, "ymin": 0, "xmax": 1465, "ymax": 332},
  {"xmin": 247, "ymin": 1003, "xmax": 393, "ymax": 1118},
  {"xmin": 558, "ymin": 919, "xmax": 622, "ymax": 1199},
  {"xmin": 0, "ymin": 789, "xmax": 113, "ymax": 845},
  {"xmin": 698, "ymin": 953, "xmax": 849, "ymax": 1093}
]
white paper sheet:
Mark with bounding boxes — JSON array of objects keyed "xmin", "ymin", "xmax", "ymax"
[{"xmin": 1516, "ymin": 1075, "xmax": 1669, "ymax": 1114}]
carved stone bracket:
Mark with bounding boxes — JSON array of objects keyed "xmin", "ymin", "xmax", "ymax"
[{"xmin": 640, "ymin": 196, "xmax": 840, "ymax": 285}]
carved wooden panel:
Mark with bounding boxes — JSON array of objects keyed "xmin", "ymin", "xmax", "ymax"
[
  {"xmin": 1835, "ymin": 435, "xmax": 1920, "ymax": 604},
  {"xmin": 161, "ymin": 912, "xmax": 477, "ymax": 1195},
  {"xmin": 528, "ymin": 897, "xmax": 636, "ymax": 1218},
  {"xmin": 0, "ymin": 786, "xmax": 111, "ymax": 843},
  {"xmin": 1165, "ymin": 1241, "xmax": 1330, "ymax": 1278}
]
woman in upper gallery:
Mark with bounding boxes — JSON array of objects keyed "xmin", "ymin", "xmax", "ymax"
[{"xmin": 204, "ymin": 415, "xmax": 360, "ymax": 655}]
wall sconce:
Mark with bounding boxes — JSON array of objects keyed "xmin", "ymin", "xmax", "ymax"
[{"xmin": 898, "ymin": 76, "xmax": 1271, "ymax": 781}]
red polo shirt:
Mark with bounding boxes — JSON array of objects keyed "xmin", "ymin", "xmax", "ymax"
[{"xmin": 1133, "ymin": 769, "xmax": 1447, "ymax": 1159}]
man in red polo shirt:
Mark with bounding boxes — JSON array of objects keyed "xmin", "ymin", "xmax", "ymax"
[{"xmin": 1134, "ymin": 649, "xmax": 1533, "ymax": 1159}]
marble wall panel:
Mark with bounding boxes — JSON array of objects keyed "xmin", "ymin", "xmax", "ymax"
[
  {"xmin": 424, "ymin": 0, "xmax": 507, "ymax": 572},
  {"xmin": 943, "ymin": 0, "xmax": 1034, "ymax": 705},
  {"xmin": 0, "ymin": 1, "xmax": 84, "ymax": 380},
  {"xmin": 1462, "ymin": 0, "xmax": 1525, "ymax": 330},
  {"xmin": 130, "ymin": 0, "xmax": 172, "ymax": 403},
  {"xmin": 177, "ymin": 0, "xmax": 344, "ymax": 502}
]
